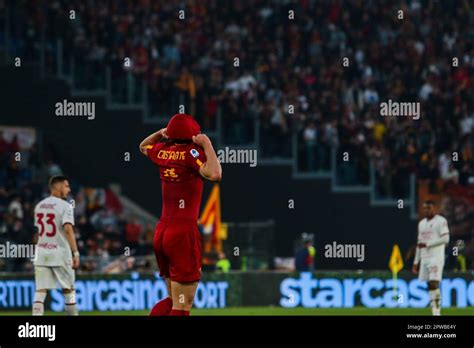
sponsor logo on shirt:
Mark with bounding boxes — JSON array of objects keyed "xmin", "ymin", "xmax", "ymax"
[
  {"xmin": 190, "ymin": 149, "xmax": 200, "ymax": 158},
  {"xmin": 38, "ymin": 243, "xmax": 58, "ymax": 249}
]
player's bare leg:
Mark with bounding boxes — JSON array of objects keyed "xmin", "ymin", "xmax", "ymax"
[
  {"xmin": 170, "ymin": 280, "xmax": 198, "ymax": 316},
  {"xmin": 149, "ymin": 277, "xmax": 173, "ymax": 316},
  {"xmin": 62, "ymin": 288, "xmax": 78, "ymax": 316},
  {"xmin": 32, "ymin": 289, "xmax": 47, "ymax": 316},
  {"xmin": 428, "ymin": 281, "xmax": 441, "ymax": 316}
]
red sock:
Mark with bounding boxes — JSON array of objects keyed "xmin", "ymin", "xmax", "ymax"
[
  {"xmin": 149, "ymin": 297, "xmax": 173, "ymax": 316},
  {"xmin": 170, "ymin": 309, "xmax": 190, "ymax": 316}
]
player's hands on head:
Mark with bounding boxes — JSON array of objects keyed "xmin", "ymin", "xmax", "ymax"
[
  {"xmin": 192, "ymin": 134, "xmax": 212, "ymax": 148},
  {"xmin": 158, "ymin": 128, "xmax": 168, "ymax": 139}
]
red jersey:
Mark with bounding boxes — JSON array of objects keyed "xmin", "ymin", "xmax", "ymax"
[{"xmin": 146, "ymin": 141, "xmax": 206, "ymax": 221}]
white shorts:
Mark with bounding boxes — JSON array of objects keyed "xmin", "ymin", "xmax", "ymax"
[
  {"xmin": 418, "ymin": 258, "xmax": 444, "ymax": 282},
  {"xmin": 35, "ymin": 265, "xmax": 75, "ymax": 290}
]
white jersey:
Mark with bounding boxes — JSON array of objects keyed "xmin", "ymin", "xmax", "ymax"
[
  {"xmin": 34, "ymin": 196, "xmax": 75, "ymax": 267},
  {"xmin": 417, "ymin": 215, "xmax": 449, "ymax": 261}
]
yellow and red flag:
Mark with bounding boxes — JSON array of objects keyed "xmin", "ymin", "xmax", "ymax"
[{"xmin": 199, "ymin": 184, "xmax": 221, "ymax": 250}]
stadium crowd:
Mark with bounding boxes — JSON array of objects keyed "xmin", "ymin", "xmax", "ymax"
[
  {"xmin": 2, "ymin": 0, "xmax": 473, "ymax": 268},
  {"xmin": 8, "ymin": 0, "xmax": 474, "ymax": 198}
]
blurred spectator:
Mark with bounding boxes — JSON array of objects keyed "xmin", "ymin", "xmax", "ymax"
[
  {"xmin": 295, "ymin": 233, "xmax": 316, "ymax": 272},
  {"xmin": 442, "ymin": 163, "xmax": 460, "ymax": 184},
  {"xmin": 215, "ymin": 251, "xmax": 231, "ymax": 273},
  {"xmin": 303, "ymin": 121, "xmax": 317, "ymax": 171},
  {"xmin": 46, "ymin": 160, "xmax": 63, "ymax": 177},
  {"xmin": 125, "ymin": 217, "xmax": 143, "ymax": 252},
  {"xmin": 90, "ymin": 209, "xmax": 119, "ymax": 232},
  {"xmin": 8, "ymin": 195, "xmax": 23, "ymax": 219}
]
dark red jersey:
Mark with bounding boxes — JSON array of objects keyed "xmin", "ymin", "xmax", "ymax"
[{"xmin": 146, "ymin": 141, "xmax": 207, "ymax": 221}]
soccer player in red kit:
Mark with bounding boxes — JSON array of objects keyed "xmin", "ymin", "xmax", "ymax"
[{"xmin": 139, "ymin": 114, "xmax": 222, "ymax": 316}]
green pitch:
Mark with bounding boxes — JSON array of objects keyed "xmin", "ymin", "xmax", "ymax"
[{"xmin": 1, "ymin": 307, "xmax": 473, "ymax": 316}]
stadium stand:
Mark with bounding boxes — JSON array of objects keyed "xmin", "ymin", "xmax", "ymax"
[{"xmin": 1, "ymin": 0, "xmax": 473, "ymax": 269}]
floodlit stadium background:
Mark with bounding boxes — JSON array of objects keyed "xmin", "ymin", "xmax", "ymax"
[{"xmin": 0, "ymin": 0, "xmax": 473, "ymax": 315}]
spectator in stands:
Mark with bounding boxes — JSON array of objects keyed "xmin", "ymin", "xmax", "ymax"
[
  {"xmin": 90, "ymin": 208, "xmax": 119, "ymax": 233},
  {"xmin": 459, "ymin": 163, "xmax": 474, "ymax": 186},
  {"xmin": 0, "ymin": 131, "xmax": 10, "ymax": 159},
  {"xmin": 124, "ymin": 217, "xmax": 143, "ymax": 253},
  {"xmin": 295, "ymin": 233, "xmax": 316, "ymax": 272},
  {"xmin": 215, "ymin": 252, "xmax": 231, "ymax": 273},
  {"xmin": 45, "ymin": 159, "xmax": 63, "ymax": 177},
  {"xmin": 8, "ymin": 195, "xmax": 23, "ymax": 220},
  {"xmin": 442, "ymin": 163, "xmax": 460, "ymax": 184},
  {"xmin": 303, "ymin": 121, "xmax": 317, "ymax": 171}
]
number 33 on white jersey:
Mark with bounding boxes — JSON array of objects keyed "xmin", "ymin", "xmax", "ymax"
[{"xmin": 34, "ymin": 196, "xmax": 75, "ymax": 267}]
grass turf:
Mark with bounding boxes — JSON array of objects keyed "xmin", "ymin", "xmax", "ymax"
[{"xmin": 1, "ymin": 307, "xmax": 473, "ymax": 316}]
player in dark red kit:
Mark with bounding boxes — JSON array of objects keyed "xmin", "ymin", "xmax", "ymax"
[{"xmin": 139, "ymin": 114, "xmax": 222, "ymax": 316}]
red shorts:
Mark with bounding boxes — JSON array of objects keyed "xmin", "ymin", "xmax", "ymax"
[{"xmin": 153, "ymin": 218, "xmax": 202, "ymax": 283}]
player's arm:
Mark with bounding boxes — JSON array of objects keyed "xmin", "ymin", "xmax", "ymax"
[
  {"xmin": 139, "ymin": 128, "xmax": 168, "ymax": 155},
  {"xmin": 192, "ymin": 134, "xmax": 222, "ymax": 182},
  {"xmin": 64, "ymin": 223, "xmax": 80, "ymax": 269},
  {"xmin": 412, "ymin": 224, "xmax": 421, "ymax": 274},
  {"xmin": 426, "ymin": 218, "xmax": 450, "ymax": 248},
  {"xmin": 62, "ymin": 203, "xmax": 80, "ymax": 269},
  {"xmin": 426, "ymin": 234, "xmax": 450, "ymax": 248},
  {"xmin": 413, "ymin": 246, "xmax": 420, "ymax": 274}
]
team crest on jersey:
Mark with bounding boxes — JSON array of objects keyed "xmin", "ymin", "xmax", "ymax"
[{"xmin": 190, "ymin": 149, "xmax": 199, "ymax": 158}]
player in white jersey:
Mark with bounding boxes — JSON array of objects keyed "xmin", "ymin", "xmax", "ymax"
[
  {"xmin": 412, "ymin": 200, "xmax": 450, "ymax": 316},
  {"xmin": 32, "ymin": 176, "xmax": 80, "ymax": 316}
]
